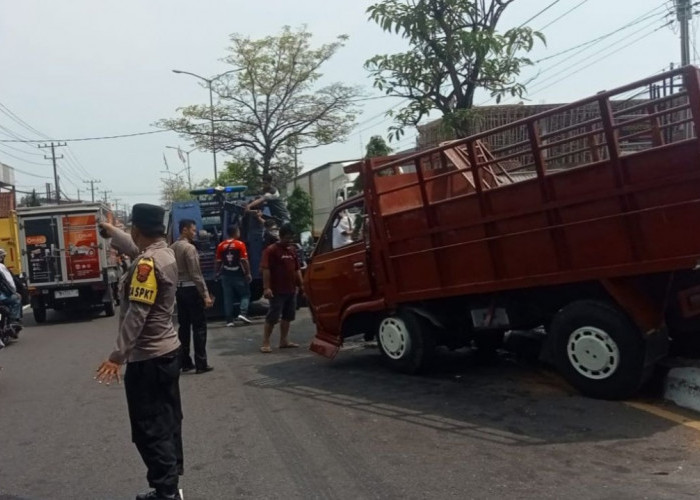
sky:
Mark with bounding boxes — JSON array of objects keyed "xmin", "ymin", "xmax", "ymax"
[{"xmin": 0, "ymin": 0, "xmax": 689, "ymax": 210}]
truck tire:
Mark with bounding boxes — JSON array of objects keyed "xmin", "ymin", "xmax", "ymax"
[
  {"xmin": 33, "ymin": 305, "xmax": 47, "ymax": 324},
  {"xmin": 104, "ymin": 287, "xmax": 116, "ymax": 317},
  {"xmin": 550, "ymin": 300, "xmax": 647, "ymax": 400},
  {"xmin": 104, "ymin": 298, "xmax": 115, "ymax": 317},
  {"xmin": 250, "ymin": 279, "xmax": 263, "ymax": 302},
  {"xmin": 377, "ymin": 310, "xmax": 435, "ymax": 374}
]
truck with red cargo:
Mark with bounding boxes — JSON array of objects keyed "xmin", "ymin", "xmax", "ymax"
[
  {"xmin": 304, "ymin": 65, "xmax": 700, "ymax": 400},
  {"xmin": 18, "ymin": 203, "xmax": 121, "ymax": 323}
]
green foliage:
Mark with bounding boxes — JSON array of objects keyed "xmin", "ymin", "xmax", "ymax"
[
  {"xmin": 18, "ymin": 191, "xmax": 41, "ymax": 207},
  {"xmin": 160, "ymin": 175, "xmax": 192, "ymax": 207},
  {"xmin": 365, "ymin": 135, "xmax": 393, "ymax": 158},
  {"xmin": 354, "ymin": 135, "xmax": 394, "ymax": 192},
  {"xmin": 365, "ymin": 0, "xmax": 545, "ymax": 138},
  {"xmin": 286, "ymin": 186, "xmax": 313, "ymax": 236},
  {"xmin": 160, "ymin": 26, "xmax": 362, "ymax": 176},
  {"xmin": 216, "ymin": 156, "xmax": 262, "ymax": 192}
]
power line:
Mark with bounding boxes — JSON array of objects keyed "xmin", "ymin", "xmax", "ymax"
[
  {"xmin": 525, "ymin": 20, "xmax": 674, "ymax": 98},
  {"xmin": 12, "ymin": 167, "xmax": 51, "ymax": 179},
  {"xmin": 523, "ymin": 15, "xmax": 669, "ymax": 96},
  {"xmin": 0, "ymin": 129, "xmax": 168, "ymax": 143},
  {"xmin": 518, "ymin": 0, "xmax": 563, "ymax": 28},
  {"xmin": 0, "ymin": 102, "xmax": 51, "ymax": 140},
  {"xmin": 534, "ymin": 3, "xmax": 671, "ymax": 64},
  {"xmin": 537, "ymin": 0, "xmax": 592, "ymax": 32},
  {"xmin": 0, "ymin": 146, "xmax": 50, "ymax": 166}
]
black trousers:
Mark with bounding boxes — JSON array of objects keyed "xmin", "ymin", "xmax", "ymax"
[
  {"xmin": 176, "ymin": 287, "xmax": 208, "ymax": 370},
  {"xmin": 124, "ymin": 351, "xmax": 183, "ymax": 493}
]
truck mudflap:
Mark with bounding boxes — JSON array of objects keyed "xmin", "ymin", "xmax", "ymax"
[{"xmin": 310, "ymin": 330, "xmax": 342, "ymax": 359}]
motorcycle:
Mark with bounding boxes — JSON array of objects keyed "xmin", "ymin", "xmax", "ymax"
[{"xmin": 0, "ymin": 304, "xmax": 19, "ymax": 348}]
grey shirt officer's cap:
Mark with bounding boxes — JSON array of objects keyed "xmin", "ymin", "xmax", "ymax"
[{"xmin": 130, "ymin": 203, "xmax": 165, "ymax": 234}]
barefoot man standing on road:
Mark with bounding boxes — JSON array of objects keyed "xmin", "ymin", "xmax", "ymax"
[
  {"xmin": 95, "ymin": 204, "xmax": 183, "ymax": 500},
  {"xmin": 260, "ymin": 223, "xmax": 304, "ymax": 353}
]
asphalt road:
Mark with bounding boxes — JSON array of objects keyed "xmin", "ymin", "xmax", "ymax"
[{"xmin": 1, "ymin": 306, "xmax": 700, "ymax": 500}]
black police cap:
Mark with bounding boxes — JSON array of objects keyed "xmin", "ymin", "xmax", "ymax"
[{"xmin": 131, "ymin": 203, "xmax": 165, "ymax": 233}]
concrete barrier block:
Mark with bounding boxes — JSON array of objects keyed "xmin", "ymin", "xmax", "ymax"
[{"xmin": 664, "ymin": 366, "xmax": 700, "ymax": 413}]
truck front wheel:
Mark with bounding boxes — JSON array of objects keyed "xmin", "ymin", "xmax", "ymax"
[
  {"xmin": 551, "ymin": 300, "xmax": 648, "ymax": 400},
  {"xmin": 377, "ymin": 310, "xmax": 435, "ymax": 374}
]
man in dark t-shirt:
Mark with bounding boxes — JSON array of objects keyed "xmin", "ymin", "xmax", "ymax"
[
  {"xmin": 247, "ymin": 174, "xmax": 290, "ymax": 224},
  {"xmin": 259, "ymin": 223, "xmax": 303, "ymax": 353}
]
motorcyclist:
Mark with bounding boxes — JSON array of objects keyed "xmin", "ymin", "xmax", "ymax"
[{"xmin": 0, "ymin": 248, "xmax": 23, "ymax": 338}]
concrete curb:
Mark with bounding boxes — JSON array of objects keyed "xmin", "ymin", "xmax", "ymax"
[{"xmin": 664, "ymin": 364, "xmax": 700, "ymax": 413}]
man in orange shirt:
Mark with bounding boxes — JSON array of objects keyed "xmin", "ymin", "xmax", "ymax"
[{"xmin": 215, "ymin": 225, "xmax": 252, "ymax": 326}]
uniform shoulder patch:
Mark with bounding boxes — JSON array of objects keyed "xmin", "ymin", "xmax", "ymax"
[{"xmin": 129, "ymin": 257, "xmax": 158, "ymax": 305}]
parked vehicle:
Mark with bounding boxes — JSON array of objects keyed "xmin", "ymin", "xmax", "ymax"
[
  {"xmin": 0, "ymin": 192, "xmax": 23, "ymax": 275},
  {"xmin": 305, "ymin": 66, "xmax": 700, "ymax": 400},
  {"xmin": 168, "ymin": 186, "xmax": 268, "ymax": 317},
  {"xmin": 287, "ymin": 161, "xmax": 359, "ymax": 239},
  {"xmin": 17, "ymin": 203, "xmax": 120, "ymax": 323}
]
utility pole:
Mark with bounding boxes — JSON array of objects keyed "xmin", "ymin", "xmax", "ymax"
[
  {"xmin": 77, "ymin": 189, "xmax": 81, "ymax": 202},
  {"xmin": 677, "ymin": 0, "xmax": 692, "ymax": 65},
  {"xmin": 83, "ymin": 179, "xmax": 101, "ymax": 202},
  {"xmin": 101, "ymin": 190, "xmax": 112, "ymax": 204},
  {"xmin": 38, "ymin": 142, "xmax": 66, "ymax": 203},
  {"xmin": 112, "ymin": 198, "xmax": 121, "ymax": 213}
]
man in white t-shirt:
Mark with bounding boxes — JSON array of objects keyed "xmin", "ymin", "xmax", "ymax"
[
  {"xmin": 332, "ymin": 210, "xmax": 354, "ymax": 249},
  {"xmin": 0, "ymin": 248, "xmax": 22, "ymax": 334}
]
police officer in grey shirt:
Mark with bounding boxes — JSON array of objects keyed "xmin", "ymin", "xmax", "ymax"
[
  {"xmin": 170, "ymin": 218, "xmax": 214, "ymax": 374},
  {"xmin": 95, "ymin": 204, "xmax": 183, "ymax": 500}
]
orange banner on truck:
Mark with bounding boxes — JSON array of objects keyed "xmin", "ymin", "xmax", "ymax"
[{"xmin": 63, "ymin": 214, "xmax": 100, "ymax": 280}]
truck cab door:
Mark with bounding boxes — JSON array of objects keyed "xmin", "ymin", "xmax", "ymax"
[{"xmin": 305, "ymin": 199, "xmax": 373, "ymax": 357}]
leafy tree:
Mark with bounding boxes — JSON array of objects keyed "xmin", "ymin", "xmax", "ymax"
[
  {"xmin": 160, "ymin": 26, "xmax": 362, "ymax": 177},
  {"xmin": 215, "ymin": 156, "xmax": 262, "ymax": 193},
  {"xmin": 365, "ymin": 0, "xmax": 545, "ymax": 138},
  {"xmin": 18, "ymin": 190, "xmax": 41, "ymax": 207},
  {"xmin": 354, "ymin": 135, "xmax": 394, "ymax": 191},
  {"xmin": 286, "ymin": 186, "xmax": 313, "ymax": 236},
  {"xmin": 160, "ymin": 175, "xmax": 192, "ymax": 207},
  {"xmin": 365, "ymin": 135, "xmax": 393, "ymax": 158}
]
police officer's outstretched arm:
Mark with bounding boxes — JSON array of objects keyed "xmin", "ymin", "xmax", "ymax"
[{"xmin": 99, "ymin": 222, "xmax": 140, "ymax": 259}]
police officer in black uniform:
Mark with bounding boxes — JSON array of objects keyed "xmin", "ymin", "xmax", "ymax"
[{"xmin": 96, "ymin": 204, "xmax": 183, "ymax": 500}]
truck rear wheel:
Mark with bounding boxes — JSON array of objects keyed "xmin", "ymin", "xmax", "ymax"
[
  {"xmin": 33, "ymin": 305, "xmax": 47, "ymax": 324},
  {"xmin": 551, "ymin": 300, "xmax": 647, "ymax": 400},
  {"xmin": 377, "ymin": 310, "xmax": 435, "ymax": 374},
  {"xmin": 103, "ymin": 285, "xmax": 116, "ymax": 317}
]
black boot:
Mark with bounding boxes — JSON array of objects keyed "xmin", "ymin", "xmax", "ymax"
[{"xmin": 135, "ymin": 489, "xmax": 181, "ymax": 500}]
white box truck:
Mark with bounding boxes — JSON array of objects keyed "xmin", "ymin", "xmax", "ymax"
[
  {"xmin": 287, "ymin": 160, "xmax": 359, "ymax": 239},
  {"xmin": 17, "ymin": 203, "xmax": 121, "ymax": 323}
]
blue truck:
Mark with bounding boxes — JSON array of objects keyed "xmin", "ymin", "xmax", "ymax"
[{"xmin": 168, "ymin": 186, "xmax": 268, "ymax": 317}]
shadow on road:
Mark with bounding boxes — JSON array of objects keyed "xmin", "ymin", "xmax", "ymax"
[{"xmin": 248, "ymin": 340, "xmax": 677, "ymax": 448}]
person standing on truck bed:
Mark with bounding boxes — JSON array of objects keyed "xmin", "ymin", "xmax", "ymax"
[
  {"xmin": 259, "ymin": 223, "xmax": 303, "ymax": 353},
  {"xmin": 246, "ymin": 173, "xmax": 290, "ymax": 224},
  {"xmin": 215, "ymin": 224, "xmax": 252, "ymax": 327},
  {"xmin": 0, "ymin": 248, "xmax": 22, "ymax": 337},
  {"xmin": 95, "ymin": 204, "xmax": 184, "ymax": 500},
  {"xmin": 171, "ymin": 218, "xmax": 214, "ymax": 374}
]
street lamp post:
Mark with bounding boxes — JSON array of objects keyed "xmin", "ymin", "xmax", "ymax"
[
  {"xmin": 172, "ymin": 68, "xmax": 242, "ymax": 182},
  {"xmin": 165, "ymin": 145, "xmax": 196, "ymax": 189}
]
